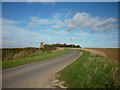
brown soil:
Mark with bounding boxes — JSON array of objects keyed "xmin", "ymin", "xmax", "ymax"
[
  {"xmin": 67, "ymin": 48, "xmax": 119, "ymax": 62},
  {"xmin": 83, "ymin": 48, "xmax": 119, "ymax": 62}
]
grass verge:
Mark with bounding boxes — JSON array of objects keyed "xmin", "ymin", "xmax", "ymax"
[
  {"xmin": 58, "ymin": 50, "xmax": 119, "ymax": 88},
  {"xmin": 2, "ymin": 49, "xmax": 70, "ymax": 70}
]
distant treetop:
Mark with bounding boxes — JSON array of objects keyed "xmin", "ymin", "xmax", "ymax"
[{"xmin": 44, "ymin": 43, "xmax": 81, "ymax": 48}]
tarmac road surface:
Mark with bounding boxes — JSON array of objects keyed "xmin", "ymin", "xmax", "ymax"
[{"xmin": 3, "ymin": 49, "xmax": 81, "ymax": 88}]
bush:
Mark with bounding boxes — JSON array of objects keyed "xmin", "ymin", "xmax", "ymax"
[{"xmin": 2, "ymin": 47, "xmax": 56, "ymax": 61}]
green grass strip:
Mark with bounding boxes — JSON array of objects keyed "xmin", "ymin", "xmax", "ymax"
[
  {"xmin": 58, "ymin": 50, "xmax": 119, "ymax": 88},
  {"xmin": 2, "ymin": 49, "xmax": 70, "ymax": 70}
]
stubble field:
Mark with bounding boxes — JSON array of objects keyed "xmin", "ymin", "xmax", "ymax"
[{"xmin": 83, "ymin": 48, "xmax": 119, "ymax": 62}]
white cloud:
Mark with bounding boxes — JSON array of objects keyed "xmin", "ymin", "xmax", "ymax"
[
  {"xmin": 70, "ymin": 37, "xmax": 78, "ymax": 41},
  {"xmin": 2, "ymin": 19, "xmax": 54, "ymax": 47},
  {"xmin": 51, "ymin": 30, "xmax": 68, "ymax": 35},
  {"xmin": 2, "ymin": 19, "xmax": 19, "ymax": 25},
  {"xmin": 27, "ymin": 16, "xmax": 51, "ymax": 29},
  {"xmin": 52, "ymin": 20, "xmax": 63, "ymax": 28},
  {"xmin": 75, "ymin": 31, "xmax": 90, "ymax": 37},
  {"xmin": 43, "ymin": 28, "xmax": 68, "ymax": 35},
  {"xmin": 53, "ymin": 12, "xmax": 117, "ymax": 32},
  {"xmin": 27, "ymin": 12, "xmax": 117, "ymax": 32},
  {"xmin": 27, "ymin": 11, "xmax": 73, "ymax": 29},
  {"xmin": 27, "ymin": 22, "xmax": 37, "ymax": 29},
  {"xmin": 63, "ymin": 12, "xmax": 90, "ymax": 31},
  {"xmin": 31, "ymin": 17, "xmax": 50, "ymax": 24},
  {"xmin": 96, "ymin": 18, "xmax": 116, "ymax": 27}
]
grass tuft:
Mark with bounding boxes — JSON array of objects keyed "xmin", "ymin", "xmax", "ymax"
[{"xmin": 58, "ymin": 50, "xmax": 119, "ymax": 88}]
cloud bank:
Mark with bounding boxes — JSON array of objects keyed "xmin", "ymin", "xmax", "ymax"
[
  {"xmin": 70, "ymin": 37, "xmax": 78, "ymax": 41},
  {"xmin": 27, "ymin": 12, "xmax": 117, "ymax": 32},
  {"xmin": 2, "ymin": 19, "xmax": 53, "ymax": 47}
]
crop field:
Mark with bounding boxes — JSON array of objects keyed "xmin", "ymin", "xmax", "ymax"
[{"xmin": 83, "ymin": 48, "xmax": 119, "ymax": 61}]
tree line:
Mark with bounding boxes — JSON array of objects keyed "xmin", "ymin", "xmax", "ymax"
[{"xmin": 44, "ymin": 43, "xmax": 81, "ymax": 48}]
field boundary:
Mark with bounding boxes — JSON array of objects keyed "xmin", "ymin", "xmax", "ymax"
[
  {"xmin": 56, "ymin": 49, "xmax": 119, "ymax": 88},
  {"xmin": 2, "ymin": 49, "xmax": 70, "ymax": 70}
]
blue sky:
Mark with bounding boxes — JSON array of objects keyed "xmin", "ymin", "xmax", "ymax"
[{"xmin": 2, "ymin": 2, "xmax": 118, "ymax": 48}]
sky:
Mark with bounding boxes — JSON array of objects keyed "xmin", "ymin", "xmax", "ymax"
[{"xmin": 1, "ymin": 2, "xmax": 119, "ymax": 48}]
